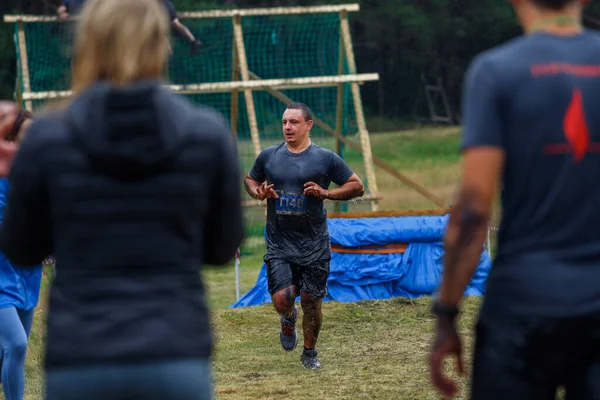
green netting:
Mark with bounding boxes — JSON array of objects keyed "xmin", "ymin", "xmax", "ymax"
[{"xmin": 12, "ymin": 11, "xmax": 376, "ymax": 238}]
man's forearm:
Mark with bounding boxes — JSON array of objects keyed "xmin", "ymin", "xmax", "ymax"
[
  {"xmin": 439, "ymin": 188, "xmax": 489, "ymax": 308},
  {"xmin": 172, "ymin": 20, "xmax": 195, "ymax": 42},
  {"xmin": 326, "ymin": 182, "xmax": 364, "ymax": 201},
  {"xmin": 244, "ymin": 178, "xmax": 261, "ymax": 200}
]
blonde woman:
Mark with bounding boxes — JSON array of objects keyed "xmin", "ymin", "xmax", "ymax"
[{"xmin": 0, "ymin": 0, "xmax": 243, "ymax": 399}]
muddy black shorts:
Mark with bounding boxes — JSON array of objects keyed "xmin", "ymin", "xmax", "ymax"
[{"xmin": 266, "ymin": 258, "xmax": 330, "ymax": 298}]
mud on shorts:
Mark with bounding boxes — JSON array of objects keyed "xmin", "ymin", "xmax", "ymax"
[{"xmin": 266, "ymin": 258, "xmax": 330, "ymax": 298}]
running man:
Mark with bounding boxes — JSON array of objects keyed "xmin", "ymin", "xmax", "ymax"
[
  {"xmin": 245, "ymin": 102, "xmax": 364, "ymax": 369},
  {"xmin": 430, "ymin": 0, "xmax": 600, "ymax": 399}
]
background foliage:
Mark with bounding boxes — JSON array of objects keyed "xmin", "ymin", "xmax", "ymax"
[{"xmin": 2, "ymin": 0, "xmax": 600, "ymax": 128}]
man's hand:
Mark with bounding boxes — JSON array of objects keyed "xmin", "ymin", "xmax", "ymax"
[
  {"xmin": 430, "ymin": 308, "xmax": 464, "ymax": 399},
  {"xmin": 190, "ymin": 39, "xmax": 203, "ymax": 55},
  {"xmin": 256, "ymin": 182, "xmax": 278, "ymax": 200},
  {"xmin": 304, "ymin": 181, "xmax": 328, "ymax": 200},
  {"xmin": 57, "ymin": 6, "xmax": 69, "ymax": 20}
]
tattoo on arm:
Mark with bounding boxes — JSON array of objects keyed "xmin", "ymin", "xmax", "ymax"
[{"xmin": 440, "ymin": 188, "xmax": 489, "ymax": 305}]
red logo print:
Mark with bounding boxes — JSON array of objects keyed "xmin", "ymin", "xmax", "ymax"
[
  {"xmin": 563, "ymin": 89, "xmax": 590, "ymax": 162},
  {"xmin": 543, "ymin": 88, "xmax": 600, "ymax": 161}
]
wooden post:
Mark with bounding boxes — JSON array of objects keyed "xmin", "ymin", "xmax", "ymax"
[
  {"xmin": 17, "ymin": 21, "xmax": 32, "ymax": 111},
  {"xmin": 334, "ymin": 12, "xmax": 347, "ymax": 213},
  {"xmin": 339, "ymin": 13, "xmax": 378, "ymax": 211},
  {"xmin": 232, "ymin": 15, "xmax": 261, "ymax": 158},
  {"xmin": 230, "ymin": 36, "xmax": 239, "ymax": 138}
]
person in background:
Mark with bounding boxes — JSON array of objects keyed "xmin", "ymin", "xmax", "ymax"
[
  {"xmin": 244, "ymin": 102, "xmax": 364, "ymax": 369},
  {"xmin": 57, "ymin": 0, "xmax": 88, "ymax": 19},
  {"xmin": 0, "ymin": 109, "xmax": 40, "ymax": 400},
  {"xmin": 430, "ymin": 0, "xmax": 600, "ymax": 399},
  {"xmin": 0, "ymin": 0, "xmax": 243, "ymax": 399},
  {"xmin": 161, "ymin": 0, "xmax": 203, "ymax": 55}
]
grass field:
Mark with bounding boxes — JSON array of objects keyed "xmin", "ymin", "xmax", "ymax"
[{"xmin": 10, "ymin": 126, "xmax": 490, "ymax": 400}]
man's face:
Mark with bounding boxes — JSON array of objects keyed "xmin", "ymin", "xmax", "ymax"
[{"xmin": 282, "ymin": 108, "xmax": 313, "ymax": 145}]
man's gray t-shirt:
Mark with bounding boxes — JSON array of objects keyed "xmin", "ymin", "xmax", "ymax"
[
  {"xmin": 462, "ymin": 30, "xmax": 600, "ymax": 317},
  {"xmin": 249, "ymin": 143, "xmax": 353, "ymax": 265}
]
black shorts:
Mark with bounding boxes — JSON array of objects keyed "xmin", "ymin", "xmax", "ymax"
[
  {"xmin": 471, "ymin": 309, "xmax": 600, "ymax": 400},
  {"xmin": 266, "ymin": 259, "xmax": 330, "ymax": 298}
]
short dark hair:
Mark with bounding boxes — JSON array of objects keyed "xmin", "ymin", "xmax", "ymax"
[
  {"xmin": 286, "ymin": 102, "xmax": 313, "ymax": 121},
  {"xmin": 530, "ymin": 0, "xmax": 577, "ymax": 10}
]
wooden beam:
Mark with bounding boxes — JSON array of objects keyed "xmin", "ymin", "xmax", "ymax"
[
  {"xmin": 3, "ymin": 4, "xmax": 361, "ymax": 23},
  {"xmin": 230, "ymin": 36, "xmax": 239, "ymax": 138},
  {"xmin": 20, "ymin": 73, "xmax": 380, "ymax": 101},
  {"xmin": 339, "ymin": 13, "xmax": 378, "ymax": 211},
  {"xmin": 17, "ymin": 21, "xmax": 32, "ymax": 110},
  {"xmin": 232, "ymin": 15, "xmax": 261, "ymax": 158},
  {"xmin": 240, "ymin": 69, "xmax": 446, "ymax": 208},
  {"xmin": 328, "ymin": 208, "xmax": 449, "ymax": 219},
  {"xmin": 334, "ymin": 12, "xmax": 347, "ymax": 213}
]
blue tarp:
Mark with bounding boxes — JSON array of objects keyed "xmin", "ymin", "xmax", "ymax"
[{"xmin": 230, "ymin": 214, "xmax": 491, "ymax": 308}]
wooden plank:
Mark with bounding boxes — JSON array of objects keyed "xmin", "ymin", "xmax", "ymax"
[
  {"xmin": 334, "ymin": 13, "xmax": 346, "ymax": 214},
  {"xmin": 17, "ymin": 21, "xmax": 32, "ymax": 110},
  {"xmin": 331, "ymin": 243, "xmax": 408, "ymax": 254},
  {"xmin": 230, "ymin": 37, "xmax": 239, "ymax": 138},
  {"xmin": 3, "ymin": 4, "xmax": 361, "ymax": 22},
  {"xmin": 233, "ymin": 15, "xmax": 261, "ymax": 158},
  {"xmin": 328, "ymin": 208, "xmax": 449, "ymax": 219},
  {"xmin": 20, "ymin": 73, "xmax": 380, "ymax": 100},
  {"xmin": 339, "ymin": 13, "xmax": 378, "ymax": 211}
]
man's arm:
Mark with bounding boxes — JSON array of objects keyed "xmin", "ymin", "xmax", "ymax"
[
  {"xmin": 304, "ymin": 152, "xmax": 364, "ymax": 200},
  {"xmin": 438, "ymin": 148, "xmax": 503, "ymax": 307},
  {"xmin": 244, "ymin": 150, "xmax": 277, "ymax": 201},
  {"xmin": 430, "ymin": 56, "xmax": 505, "ymax": 398},
  {"xmin": 172, "ymin": 19, "xmax": 196, "ymax": 43},
  {"xmin": 162, "ymin": 0, "xmax": 202, "ymax": 53},
  {"xmin": 438, "ymin": 57, "xmax": 505, "ymax": 308},
  {"xmin": 324, "ymin": 173, "xmax": 364, "ymax": 201},
  {"xmin": 244, "ymin": 175, "xmax": 262, "ymax": 199}
]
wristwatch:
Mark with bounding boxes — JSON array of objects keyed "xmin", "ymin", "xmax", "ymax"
[{"xmin": 431, "ymin": 299, "xmax": 459, "ymax": 319}]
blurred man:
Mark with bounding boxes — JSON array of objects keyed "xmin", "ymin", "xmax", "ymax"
[
  {"xmin": 58, "ymin": 0, "xmax": 202, "ymax": 55},
  {"xmin": 244, "ymin": 102, "xmax": 364, "ymax": 369},
  {"xmin": 57, "ymin": 0, "xmax": 87, "ymax": 19},
  {"xmin": 161, "ymin": 0, "xmax": 203, "ymax": 55},
  {"xmin": 429, "ymin": 0, "xmax": 600, "ymax": 399}
]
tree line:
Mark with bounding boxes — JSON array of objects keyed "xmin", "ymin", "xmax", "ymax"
[{"xmin": 2, "ymin": 0, "xmax": 600, "ymax": 127}]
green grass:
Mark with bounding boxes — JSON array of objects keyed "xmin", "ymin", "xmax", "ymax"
[{"xmin": 6, "ymin": 126, "xmax": 486, "ymax": 400}]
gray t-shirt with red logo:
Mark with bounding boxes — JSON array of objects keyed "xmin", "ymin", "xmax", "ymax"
[{"xmin": 462, "ymin": 30, "xmax": 600, "ymax": 317}]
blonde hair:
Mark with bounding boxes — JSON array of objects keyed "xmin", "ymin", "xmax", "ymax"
[{"xmin": 71, "ymin": 0, "xmax": 171, "ymax": 94}]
